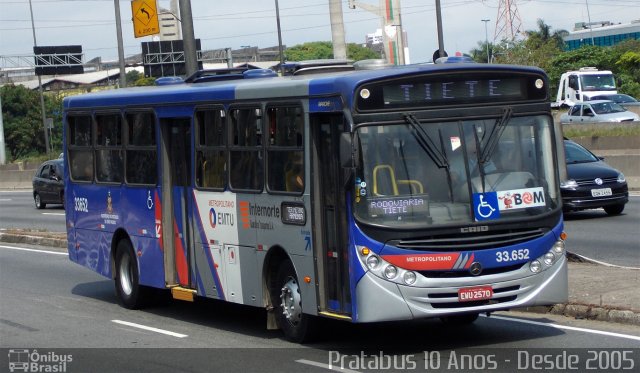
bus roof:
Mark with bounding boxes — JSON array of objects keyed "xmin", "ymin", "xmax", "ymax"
[{"xmin": 63, "ymin": 63, "xmax": 545, "ymax": 111}]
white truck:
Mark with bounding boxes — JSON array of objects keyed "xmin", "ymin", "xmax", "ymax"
[{"xmin": 552, "ymin": 67, "xmax": 617, "ymax": 108}]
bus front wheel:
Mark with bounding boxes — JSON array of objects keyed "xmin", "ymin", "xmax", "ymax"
[
  {"xmin": 272, "ymin": 261, "xmax": 316, "ymax": 343},
  {"xmin": 115, "ymin": 240, "xmax": 148, "ymax": 309}
]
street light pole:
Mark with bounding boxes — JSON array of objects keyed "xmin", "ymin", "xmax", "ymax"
[
  {"xmin": 28, "ymin": 0, "xmax": 50, "ymax": 157},
  {"xmin": 179, "ymin": 0, "xmax": 198, "ymax": 77},
  {"xmin": 585, "ymin": 0, "xmax": 595, "ymax": 46},
  {"xmin": 482, "ymin": 19, "xmax": 490, "ymax": 63},
  {"xmin": 435, "ymin": 0, "xmax": 445, "ymax": 59},
  {"xmin": 275, "ymin": 0, "xmax": 285, "ymax": 75},
  {"xmin": 114, "ymin": 0, "xmax": 127, "ymax": 87}
]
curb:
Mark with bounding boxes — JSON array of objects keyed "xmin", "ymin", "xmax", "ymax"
[
  {"xmin": 1, "ymin": 233, "xmax": 638, "ymax": 326},
  {"xmin": 516, "ymin": 304, "xmax": 640, "ymax": 326},
  {"xmin": 0, "ymin": 232, "xmax": 67, "ymax": 249}
]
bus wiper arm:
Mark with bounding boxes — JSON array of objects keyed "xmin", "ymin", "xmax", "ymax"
[
  {"xmin": 404, "ymin": 114, "xmax": 448, "ymax": 168},
  {"xmin": 479, "ymin": 107, "xmax": 512, "ymax": 164}
]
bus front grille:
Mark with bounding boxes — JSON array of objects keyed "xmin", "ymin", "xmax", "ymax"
[
  {"xmin": 393, "ymin": 228, "xmax": 547, "ymax": 251},
  {"xmin": 418, "ymin": 263, "xmax": 524, "ymax": 278}
]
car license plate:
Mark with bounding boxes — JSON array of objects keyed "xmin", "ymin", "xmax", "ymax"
[
  {"xmin": 458, "ymin": 286, "xmax": 493, "ymax": 302},
  {"xmin": 591, "ymin": 188, "xmax": 612, "ymax": 197}
]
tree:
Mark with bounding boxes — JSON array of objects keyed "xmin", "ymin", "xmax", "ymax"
[
  {"xmin": 0, "ymin": 85, "xmax": 63, "ymax": 161},
  {"xmin": 491, "ymin": 19, "xmax": 567, "ymax": 72},
  {"xmin": 126, "ymin": 70, "xmax": 143, "ymax": 85},
  {"xmin": 470, "ymin": 40, "xmax": 494, "ymax": 63},
  {"xmin": 285, "ymin": 41, "xmax": 380, "ymax": 61}
]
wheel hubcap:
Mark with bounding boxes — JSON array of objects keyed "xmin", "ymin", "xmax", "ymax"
[
  {"xmin": 280, "ymin": 277, "xmax": 302, "ymax": 325},
  {"xmin": 119, "ymin": 254, "xmax": 133, "ymax": 296}
]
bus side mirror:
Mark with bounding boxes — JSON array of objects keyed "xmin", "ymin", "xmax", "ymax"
[{"xmin": 340, "ymin": 132, "xmax": 353, "ymax": 168}]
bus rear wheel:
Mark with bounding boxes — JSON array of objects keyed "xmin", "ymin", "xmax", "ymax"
[
  {"xmin": 272, "ymin": 261, "xmax": 316, "ymax": 343},
  {"xmin": 115, "ymin": 240, "xmax": 149, "ymax": 309}
]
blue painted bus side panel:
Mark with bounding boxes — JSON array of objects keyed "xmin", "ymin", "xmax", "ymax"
[
  {"xmin": 123, "ymin": 187, "xmax": 165, "ymax": 289},
  {"xmin": 67, "ymin": 182, "xmax": 165, "ymax": 287}
]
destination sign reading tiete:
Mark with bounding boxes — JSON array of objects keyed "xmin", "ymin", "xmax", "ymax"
[{"xmin": 356, "ymin": 73, "xmax": 547, "ymax": 111}]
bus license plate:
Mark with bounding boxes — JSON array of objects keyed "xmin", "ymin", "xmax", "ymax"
[
  {"xmin": 458, "ymin": 286, "xmax": 493, "ymax": 302},
  {"xmin": 591, "ymin": 188, "xmax": 612, "ymax": 197}
]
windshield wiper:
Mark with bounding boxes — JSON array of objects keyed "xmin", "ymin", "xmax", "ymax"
[
  {"xmin": 404, "ymin": 114, "xmax": 448, "ymax": 168},
  {"xmin": 479, "ymin": 107, "xmax": 512, "ymax": 165}
]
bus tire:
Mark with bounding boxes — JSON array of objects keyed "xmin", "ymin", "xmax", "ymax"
[
  {"xmin": 34, "ymin": 193, "xmax": 45, "ymax": 209},
  {"xmin": 115, "ymin": 240, "xmax": 148, "ymax": 309},
  {"xmin": 272, "ymin": 260, "xmax": 316, "ymax": 343}
]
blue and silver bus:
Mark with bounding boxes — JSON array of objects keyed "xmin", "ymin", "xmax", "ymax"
[{"xmin": 63, "ymin": 61, "xmax": 567, "ymax": 342}]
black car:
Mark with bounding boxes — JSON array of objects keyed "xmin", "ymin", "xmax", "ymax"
[
  {"xmin": 561, "ymin": 139, "xmax": 628, "ymax": 215},
  {"xmin": 32, "ymin": 158, "xmax": 64, "ymax": 209},
  {"xmin": 590, "ymin": 93, "xmax": 640, "ymax": 107}
]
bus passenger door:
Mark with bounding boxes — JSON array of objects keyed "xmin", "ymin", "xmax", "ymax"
[
  {"xmin": 310, "ymin": 114, "xmax": 351, "ymax": 316},
  {"xmin": 160, "ymin": 118, "xmax": 194, "ymax": 289}
]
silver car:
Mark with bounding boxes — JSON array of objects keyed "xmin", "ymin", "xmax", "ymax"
[{"xmin": 560, "ymin": 100, "xmax": 639, "ymax": 124}]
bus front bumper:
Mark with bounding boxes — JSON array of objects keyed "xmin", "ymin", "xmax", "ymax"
[{"xmin": 354, "ymin": 256, "xmax": 568, "ymax": 323}]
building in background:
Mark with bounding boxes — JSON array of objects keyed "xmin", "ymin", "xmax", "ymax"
[{"xmin": 564, "ymin": 20, "xmax": 640, "ymax": 51}]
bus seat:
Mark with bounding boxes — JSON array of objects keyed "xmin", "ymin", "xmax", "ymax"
[
  {"xmin": 397, "ymin": 179, "xmax": 424, "ymax": 194},
  {"xmin": 202, "ymin": 159, "xmax": 223, "ymax": 188},
  {"xmin": 373, "ymin": 164, "xmax": 399, "ymax": 196}
]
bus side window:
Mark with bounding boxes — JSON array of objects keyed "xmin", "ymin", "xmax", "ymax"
[
  {"xmin": 229, "ymin": 107, "xmax": 263, "ymax": 191},
  {"xmin": 95, "ymin": 113, "xmax": 123, "ymax": 184},
  {"xmin": 195, "ymin": 108, "xmax": 225, "ymax": 190},
  {"xmin": 125, "ymin": 111, "xmax": 157, "ymax": 185},
  {"xmin": 67, "ymin": 114, "xmax": 94, "ymax": 182},
  {"xmin": 267, "ymin": 106, "xmax": 304, "ymax": 193}
]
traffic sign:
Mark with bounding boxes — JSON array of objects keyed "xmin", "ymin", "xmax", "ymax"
[{"xmin": 131, "ymin": 0, "xmax": 160, "ymax": 38}]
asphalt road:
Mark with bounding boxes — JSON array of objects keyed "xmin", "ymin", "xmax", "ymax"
[
  {"xmin": 564, "ymin": 195, "xmax": 640, "ymax": 268},
  {"xmin": 0, "ymin": 190, "xmax": 65, "ymax": 232},
  {"xmin": 1, "ymin": 243, "xmax": 639, "ymax": 373}
]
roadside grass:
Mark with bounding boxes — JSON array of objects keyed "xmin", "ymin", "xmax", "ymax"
[{"xmin": 562, "ymin": 123, "xmax": 640, "ymax": 139}]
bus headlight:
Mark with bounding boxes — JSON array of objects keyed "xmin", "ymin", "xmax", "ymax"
[
  {"xmin": 366, "ymin": 255, "xmax": 380, "ymax": 270},
  {"xmin": 403, "ymin": 271, "xmax": 417, "ymax": 285},
  {"xmin": 384, "ymin": 265, "xmax": 398, "ymax": 279},
  {"xmin": 356, "ymin": 245, "xmax": 422, "ymax": 286},
  {"xmin": 544, "ymin": 252, "xmax": 555, "ymax": 266},
  {"xmin": 530, "ymin": 260, "xmax": 542, "ymax": 273},
  {"xmin": 552, "ymin": 240, "xmax": 565, "ymax": 255}
]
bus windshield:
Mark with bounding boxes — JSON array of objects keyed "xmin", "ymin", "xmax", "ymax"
[{"xmin": 353, "ymin": 115, "xmax": 559, "ymax": 228}]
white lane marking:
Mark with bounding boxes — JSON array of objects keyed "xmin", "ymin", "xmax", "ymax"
[
  {"xmin": 296, "ymin": 359, "xmax": 362, "ymax": 373},
  {"xmin": 42, "ymin": 212, "xmax": 66, "ymax": 216},
  {"xmin": 0, "ymin": 198, "xmax": 12, "ymax": 201},
  {"xmin": 0, "ymin": 245, "xmax": 67, "ymax": 256},
  {"xmin": 111, "ymin": 320, "xmax": 188, "ymax": 338},
  {"xmin": 486, "ymin": 315, "xmax": 640, "ymax": 342},
  {"xmin": 569, "ymin": 252, "xmax": 640, "ymax": 270}
]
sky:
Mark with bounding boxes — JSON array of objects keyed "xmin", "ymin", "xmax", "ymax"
[{"xmin": 1, "ymin": 0, "xmax": 639, "ymax": 65}]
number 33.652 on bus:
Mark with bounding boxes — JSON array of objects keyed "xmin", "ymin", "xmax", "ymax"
[{"xmin": 63, "ymin": 61, "xmax": 567, "ymax": 342}]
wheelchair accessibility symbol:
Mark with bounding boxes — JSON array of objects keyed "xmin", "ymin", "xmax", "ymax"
[{"xmin": 473, "ymin": 192, "xmax": 500, "ymax": 221}]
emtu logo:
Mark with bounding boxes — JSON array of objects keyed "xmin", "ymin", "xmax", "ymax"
[
  {"xmin": 209, "ymin": 208, "xmax": 217, "ymax": 228},
  {"xmin": 239, "ymin": 201, "xmax": 250, "ymax": 229}
]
